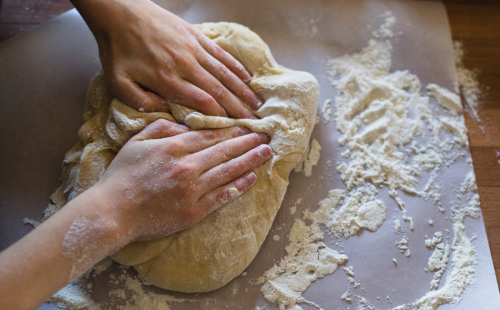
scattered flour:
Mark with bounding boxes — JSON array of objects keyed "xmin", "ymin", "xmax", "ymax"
[
  {"xmin": 23, "ymin": 217, "xmax": 41, "ymax": 227},
  {"xmin": 303, "ymin": 139, "xmax": 322, "ymax": 177},
  {"xmin": 454, "ymin": 41, "xmax": 482, "ymax": 122},
  {"xmin": 321, "ymin": 99, "xmax": 332, "ymax": 123},
  {"xmin": 427, "ymin": 84, "xmax": 463, "ymax": 115},
  {"xmin": 428, "ymin": 242, "xmax": 450, "ymax": 290},
  {"xmin": 260, "ymin": 218, "xmax": 348, "ymax": 309},
  {"xmin": 341, "ymin": 290, "xmax": 352, "ymax": 302},
  {"xmin": 290, "ymin": 198, "xmax": 302, "ymax": 215},
  {"xmin": 396, "ymin": 235, "xmax": 411, "ymax": 257},
  {"xmin": 393, "ymin": 219, "xmax": 402, "ymax": 233},
  {"xmin": 425, "ymin": 232, "xmax": 443, "ymax": 249},
  {"xmin": 262, "ymin": 11, "xmax": 479, "ymax": 310},
  {"xmin": 49, "ymin": 258, "xmax": 187, "ymax": 310}
]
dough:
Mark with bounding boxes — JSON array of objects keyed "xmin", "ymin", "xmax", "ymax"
[{"xmin": 48, "ymin": 22, "xmax": 319, "ymax": 293}]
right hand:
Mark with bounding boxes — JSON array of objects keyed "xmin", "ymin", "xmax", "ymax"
[{"xmin": 94, "ymin": 119, "xmax": 272, "ymax": 242}]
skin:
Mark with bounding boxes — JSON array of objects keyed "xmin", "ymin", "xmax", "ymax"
[
  {"xmin": 0, "ymin": 1, "xmax": 272, "ymax": 309},
  {"xmin": 73, "ymin": 0, "xmax": 262, "ymax": 118},
  {"xmin": 0, "ymin": 120, "xmax": 272, "ymax": 310}
]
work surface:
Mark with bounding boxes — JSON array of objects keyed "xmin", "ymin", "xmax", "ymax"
[{"xmin": 1, "ymin": 0, "xmax": 500, "ymax": 309}]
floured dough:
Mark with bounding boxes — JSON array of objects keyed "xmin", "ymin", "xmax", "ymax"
[{"xmin": 47, "ymin": 22, "xmax": 319, "ymax": 292}]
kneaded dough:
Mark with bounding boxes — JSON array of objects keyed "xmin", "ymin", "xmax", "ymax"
[{"xmin": 48, "ymin": 22, "xmax": 319, "ymax": 293}]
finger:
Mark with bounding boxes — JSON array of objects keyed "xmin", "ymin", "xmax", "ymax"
[
  {"xmin": 196, "ymin": 33, "xmax": 252, "ymax": 83},
  {"xmin": 197, "ymin": 172, "xmax": 257, "ymax": 215},
  {"xmin": 185, "ymin": 65, "xmax": 257, "ymax": 119},
  {"xmin": 171, "ymin": 79, "xmax": 228, "ymax": 117},
  {"xmin": 131, "ymin": 119, "xmax": 190, "ymax": 142},
  {"xmin": 199, "ymin": 54, "xmax": 263, "ymax": 110},
  {"xmin": 169, "ymin": 126, "xmax": 251, "ymax": 153},
  {"xmin": 190, "ymin": 133, "xmax": 269, "ymax": 170},
  {"xmin": 200, "ymin": 144, "xmax": 272, "ymax": 192},
  {"xmin": 108, "ymin": 77, "xmax": 169, "ymax": 113}
]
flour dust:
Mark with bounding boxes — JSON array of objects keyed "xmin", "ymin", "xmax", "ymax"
[{"xmin": 260, "ymin": 11, "xmax": 481, "ymax": 310}]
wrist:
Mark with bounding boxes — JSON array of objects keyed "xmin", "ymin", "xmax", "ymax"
[
  {"xmin": 71, "ymin": 0, "xmax": 152, "ymax": 36},
  {"xmin": 68, "ymin": 184, "xmax": 134, "ymax": 254}
]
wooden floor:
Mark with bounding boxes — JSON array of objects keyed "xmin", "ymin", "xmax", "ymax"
[{"xmin": 1, "ymin": 0, "xmax": 500, "ymax": 286}]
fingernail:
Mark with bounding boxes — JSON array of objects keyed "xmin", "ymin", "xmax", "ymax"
[
  {"xmin": 257, "ymin": 133, "xmax": 270, "ymax": 143},
  {"xmin": 236, "ymin": 126, "xmax": 251, "ymax": 136},
  {"xmin": 252, "ymin": 97, "xmax": 263, "ymax": 109},
  {"xmin": 257, "ymin": 144, "xmax": 272, "ymax": 157},
  {"xmin": 247, "ymin": 172, "xmax": 257, "ymax": 183},
  {"xmin": 243, "ymin": 72, "xmax": 252, "ymax": 83}
]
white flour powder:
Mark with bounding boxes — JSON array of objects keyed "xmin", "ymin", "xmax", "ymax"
[
  {"xmin": 453, "ymin": 41, "xmax": 482, "ymax": 121},
  {"xmin": 261, "ymin": 11, "xmax": 480, "ymax": 310},
  {"xmin": 303, "ymin": 139, "xmax": 322, "ymax": 177}
]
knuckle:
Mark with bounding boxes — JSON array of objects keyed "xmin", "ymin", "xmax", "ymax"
[
  {"xmin": 215, "ymin": 144, "xmax": 232, "ymax": 161},
  {"xmin": 201, "ymin": 130, "xmax": 218, "ymax": 141},
  {"xmin": 215, "ymin": 86, "xmax": 230, "ymax": 100},
  {"xmin": 182, "ymin": 206, "xmax": 203, "ymax": 225},
  {"xmin": 153, "ymin": 119, "xmax": 173, "ymax": 131},
  {"xmin": 172, "ymin": 160, "xmax": 197, "ymax": 176},
  {"xmin": 247, "ymin": 133, "xmax": 261, "ymax": 146},
  {"xmin": 175, "ymin": 54, "xmax": 194, "ymax": 69},
  {"xmin": 166, "ymin": 138, "xmax": 185, "ymax": 151},
  {"xmin": 194, "ymin": 93, "xmax": 215, "ymax": 108}
]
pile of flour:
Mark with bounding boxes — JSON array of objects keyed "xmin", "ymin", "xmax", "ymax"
[{"xmin": 261, "ymin": 11, "xmax": 480, "ymax": 310}]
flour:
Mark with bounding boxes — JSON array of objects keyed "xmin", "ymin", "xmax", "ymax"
[
  {"xmin": 321, "ymin": 99, "xmax": 332, "ymax": 123},
  {"xmin": 341, "ymin": 290, "xmax": 352, "ymax": 302},
  {"xmin": 314, "ymin": 186, "xmax": 386, "ymax": 238},
  {"xmin": 454, "ymin": 41, "xmax": 482, "ymax": 122},
  {"xmin": 49, "ymin": 259, "xmax": 189, "ymax": 310},
  {"xmin": 396, "ymin": 235, "xmax": 410, "ymax": 257},
  {"xmin": 261, "ymin": 11, "xmax": 480, "ymax": 310},
  {"xmin": 425, "ymin": 232, "xmax": 443, "ymax": 249},
  {"xmin": 22, "ymin": 217, "xmax": 41, "ymax": 227},
  {"xmin": 260, "ymin": 219, "xmax": 348, "ymax": 309},
  {"xmin": 62, "ymin": 217, "xmax": 112, "ymax": 281},
  {"xmin": 303, "ymin": 139, "xmax": 322, "ymax": 177},
  {"xmin": 393, "ymin": 219, "xmax": 402, "ymax": 233},
  {"xmin": 427, "ymin": 84, "xmax": 463, "ymax": 115},
  {"xmin": 428, "ymin": 242, "xmax": 450, "ymax": 290}
]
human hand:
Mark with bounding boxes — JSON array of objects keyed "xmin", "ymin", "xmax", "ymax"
[
  {"xmin": 73, "ymin": 0, "xmax": 262, "ymax": 118},
  {"xmin": 94, "ymin": 119, "xmax": 272, "ymax": 242}
]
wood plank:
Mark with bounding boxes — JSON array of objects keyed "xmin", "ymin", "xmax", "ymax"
[
  {"xmin": 466, "ymin": 110, "xmax": 500, "ymax": 147},
  {"xmin": 470, "ymin": 147, "xmax": 500, "ymax": 187},
  {"xmin": 478, "ymin": 187, "xmax": 500, "ymax": 228},
  {"xmin": 488, "ymin": 226, "xmax": 500, "ymax": 269}
]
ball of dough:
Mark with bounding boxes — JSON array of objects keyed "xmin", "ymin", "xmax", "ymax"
[{"xmin": 48, "ymin": 22, "xmax": 319, "ymax": 293}]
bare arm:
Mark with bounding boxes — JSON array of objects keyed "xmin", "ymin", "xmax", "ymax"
[{"xmin": 0, "ymin": 120, "xmax": 272, "ymax": 310}]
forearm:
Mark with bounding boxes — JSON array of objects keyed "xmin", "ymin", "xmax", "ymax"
[
  {"xmin": 70, "ymin": 0, "xmax": 152, "ymax": 36},
  {"xmin": 0, "ymin": 186, "xmax": 129, "ymax": 310}
]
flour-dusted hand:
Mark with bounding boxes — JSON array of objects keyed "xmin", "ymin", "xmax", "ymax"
[
  {"xmin": 94, "ymin": 119, "xmax": 272, "ymax": 241},
  {"xmin": 72, "ymin": 0, "xmax": 262, "ymax": 118}
]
